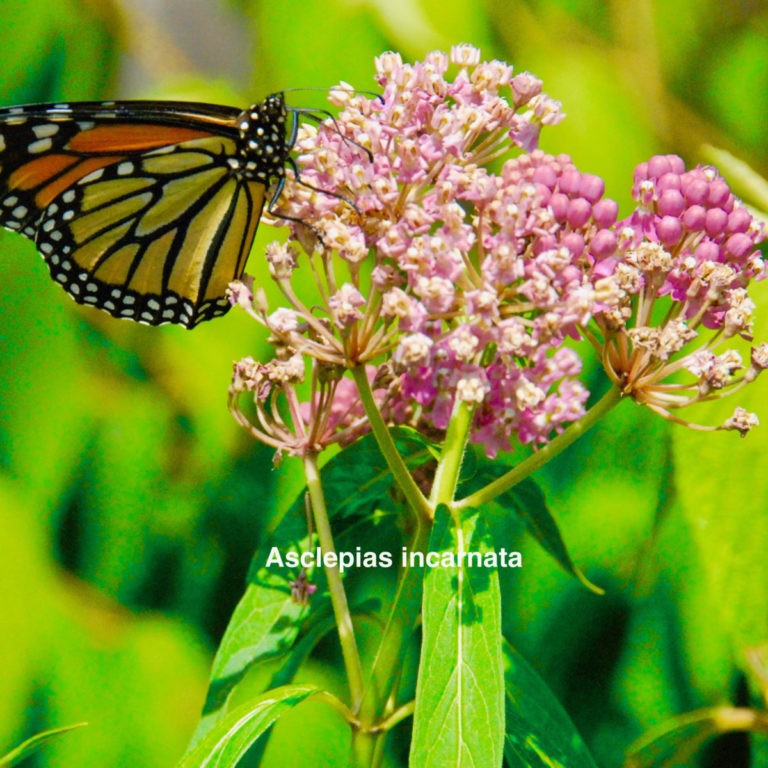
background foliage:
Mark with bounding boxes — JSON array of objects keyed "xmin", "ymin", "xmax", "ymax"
[{"xmin": 1, "ymin": 0, "xmax": 767, "ymax": 765}]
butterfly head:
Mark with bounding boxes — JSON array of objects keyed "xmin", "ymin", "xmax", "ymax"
[{"xmin": 235, "ymin": 93, "xmax": 290, "ymax": 184}]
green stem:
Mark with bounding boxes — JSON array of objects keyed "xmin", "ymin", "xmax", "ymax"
[
  {"xmin": 351, "ymin": 365, "xmax": 431, "ymax": 522},
  {"xmin": 373, "ymin": 700, "xmax": 416, "ymax": 733},
  {"xmin": 303, "ymin": 455, "xmax": 365, "ymax": 712},
  {"xmin": 350, "ymin": 728, "xmax": 377, "ymax": 768},
  {"xmin": 363, "ymin": 511, "xmax": 430, "ymax": 768},
  {"xmin": 429, "ymin": 398, "xmax": 473, "ymax": 510},
  {"xmin": 454, "ymin": 384, "xmax": 623, "ymax": 511},
  {"xmin": 359, "ymin": 510, "xmax": 429, "ymax": 708}
]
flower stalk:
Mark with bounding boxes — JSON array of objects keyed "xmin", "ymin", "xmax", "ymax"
[{"xmin": 303, "ymin": 454, "xmax": 365, "ymax": 712}]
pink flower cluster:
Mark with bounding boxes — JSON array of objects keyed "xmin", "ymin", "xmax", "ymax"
[
  {"xmin": 234, "ymin": 46, "xmax": 766, "ymax": 457},
  {"xmin": 603, "ymin": 155, "xmax": 764, "ymax": 334}
]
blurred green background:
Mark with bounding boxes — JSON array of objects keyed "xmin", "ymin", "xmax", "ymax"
[{"xmin": 1, "ymin": 0, "xmax": 768, "ymax": 766}]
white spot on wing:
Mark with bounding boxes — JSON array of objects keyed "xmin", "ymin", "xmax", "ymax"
[
  {"xmin": 33, "ymin": 123, "xmax": 59, "ymax": 139},
  {"xmin": 28, "ymin": 138, "xmax": 53, "ymax": 154},
  {"xmin": 80, "ymin": 168, "xmax": 104, "ymax": 184}
]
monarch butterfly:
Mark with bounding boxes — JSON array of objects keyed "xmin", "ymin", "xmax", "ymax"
[{"xmin": 0, "ymin": 94, "xmax": 301, "ymax": 328}]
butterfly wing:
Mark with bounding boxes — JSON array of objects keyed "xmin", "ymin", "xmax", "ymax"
[{"xmin": 0, "ymin": 101, "xmax": 268, "ymax": 328}]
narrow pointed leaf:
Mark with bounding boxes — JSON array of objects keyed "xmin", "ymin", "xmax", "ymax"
[
  {"xmin": 460, "ymin": 452, "xmax": 601, "ymax": 593},
  {"xmin": 503, "ymin": 640, "xmax": 598, "ymax": 768},
  {"xmin": 410, "ymin": 507, "xmax": 504, "ymax": 768},
  {"xmin": 624, "ymin": 706, "xmax": 768, "ymax": 768},
  {"xmin": 179, "ymin": 685, "xmax": 317, "ymax": 768},
  {"xmin": 0, "ymin": 723, "xmax": 87, "ymax": 767}
]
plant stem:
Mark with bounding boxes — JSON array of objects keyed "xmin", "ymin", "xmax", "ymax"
[
  {"xmin": 355, "ymin": 507, "xmax": 429, "ymax": 768},
  {"xmin": 351, "ymin": 365, "xmax": 431, "ymax": 522},
  {"xmin": 350, "ymin": 727, "xmax": 378, "ymax": 768},
  {"xmin": 373, "ymin": 700, "xmax": 416, "ymax": 733},
  {"xmin": 454, "ymin": 384, "xmax": 623, "ymax": 510},
  {"xmin": 303, "ymin": 454, "xmax": 365, "ymax": 712},
  {"xmin": 429, "ymin": 398, "xmax": 473, "ymax": 510}
]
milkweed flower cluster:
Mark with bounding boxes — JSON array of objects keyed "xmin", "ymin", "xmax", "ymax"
[{"xmin": 227, "ymin": 45, "xmax": 767, "ymax": 458}]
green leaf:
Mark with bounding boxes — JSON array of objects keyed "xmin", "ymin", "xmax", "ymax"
[
  {"xmin": 500, "ymin": 478, "xmax": 602, "ymax": 594},
  {"xmin": 410, "ymin": 507, "xmax": 504, "ymax": 768},
  {"xmin": 624, "ymin": 706, "xmax": 768, "ymax": 768},
  {"xmin": 0, "ymin": 723, "xmax": 87, "ymax": 767},
  {"xmin": 460, "ymin": 452, "xmax": 602, "ymax": 593},
  {"xmin": 236, "ymin": 613, "xmax": 337, "ymax": 767},
  {"xmin": 194, "ymin": 430, "xmax": 429, "ymax": 743},
  {"xmin": 502, "ymin": 640, "xmax": 598, "ymax": 768},
  {"xmin": 191, "ymin": 509, "xmax": 316, "ymax": 745},
  {"xmin": 179, "ymin": 685, "xmax": 317, "ymax": 768}
]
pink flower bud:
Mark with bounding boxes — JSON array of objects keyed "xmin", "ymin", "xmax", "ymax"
[
  {"xmin": 549, "ymin": 192, "xmax": 569, "ymax": 220},
  {"xmin": 657, "ymin": 216, "xmax": 683, "ymax": 246},
  {"xmin": 725, "ymin": 233, "xmax": 754, "ymax": 260},
  {"xmin": 579, "ymin": 173, "xmax": 605, "ymax": 203},
  {"xmin": 707, "ymin": 180, "xmax": 731, "ymax": 208},
  {"xmin": 559, "ymin": 169, "xmax": 581, "ymax": 195},
  {"xmin": 657, "ymin": 189, "xmax": 685, "ymax": 217},
  {"xmin": 533, "ymin": 234, "xmax": 558, "ymax": 254},
  {"xmin": 669, "ymin": 155, "xmax": 685, "ymax": 173},
  {"xmin": 567, "ymin": 198, "xmax": 592, "ymax": 228},
  {"xmin": 727, "ymin": 208, "xmax": 752, "ymax": 234},
  {"xmin": 704, "ymin": 208, "xmax": 728, "ymax": 237},
  {"xmin": 648, "ymin": 155, "xmax": 673, "ymax": 178},
  {"xmin": 590, "ymin": 229, "xmax": 618, "ymax": 258},
  {"xmin": 561, "ymin": 232, "xmax": 585, "ymax": 257},
  {"xmin": 534, "ymin": 183, "xmax": 552, "ymax": 206},
  {"xmin": 681, "ymin": 177, "xmax": 708, "ymax": 205},
  {"xmin": 694, "ymin": 240, "xmax": 720, "ymax": 262},
  {"xmin": 588, "ymin": 200, "xmax": 615, "ymax": 228},
  {"xmin": 532, "ymin": 165, "xmax": 558, "ymax": 189},
  {"xmin": 682, "ymin": 205, "xmax": 706, "ymax": 231},
  {"xmin": 656, "ymin": 172, "xmax": 682, "ymax": 193}
]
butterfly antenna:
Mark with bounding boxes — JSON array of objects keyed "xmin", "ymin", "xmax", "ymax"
[
  {"xmin": 285, "ymin": 156, "xmax": 363, "ymax": 216},
  {"xmin": 291, "ymin": 107, "xmax": 374, "ymax": 164},
  {"xmin": 282, "ymin": 86, "xmax": 383, "ymax": 103}
]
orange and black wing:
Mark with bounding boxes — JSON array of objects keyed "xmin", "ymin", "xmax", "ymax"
[{"xmin": 0, "ymin": 100, "xmax": 272, "ymax": 328}]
